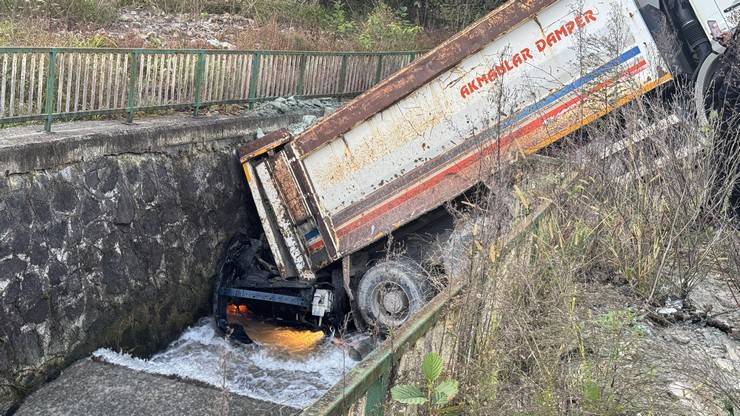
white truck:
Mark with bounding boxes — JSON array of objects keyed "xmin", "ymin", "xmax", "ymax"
[{"xmin": 215, "ymin": 0, "xmax": 738, "ymax": 338}]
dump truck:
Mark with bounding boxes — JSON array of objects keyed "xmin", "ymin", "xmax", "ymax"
[{"xmin": 215, "ymin": 0, "xmax": 738, "ymax": 338}]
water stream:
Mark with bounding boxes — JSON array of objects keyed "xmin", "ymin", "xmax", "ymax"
[{"xmin": 92, "ymin": 317, "xmax": 356, "ymax": 409}]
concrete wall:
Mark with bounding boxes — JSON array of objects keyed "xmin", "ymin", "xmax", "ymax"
[{"xmin": 0, "ymin": 110, "xmax": 321, "ymax": 413}]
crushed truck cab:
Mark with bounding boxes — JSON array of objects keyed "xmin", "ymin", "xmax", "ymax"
[{"xmin": 216, "ymin": 0, "xmax": 737, "ymax": 335}]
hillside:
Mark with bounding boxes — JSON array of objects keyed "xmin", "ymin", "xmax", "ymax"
[{"xmin": 0, "ymin": 1, "xmax": 510, "ymax": 51}]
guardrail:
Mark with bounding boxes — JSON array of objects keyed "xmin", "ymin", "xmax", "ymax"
[
  {"xmin": 301, "ymin": 170, "xmax": 578, "ymax": 416},
  {"xmin": 0, "ymin": 48, "xmax": 421, "ymax": 132}
]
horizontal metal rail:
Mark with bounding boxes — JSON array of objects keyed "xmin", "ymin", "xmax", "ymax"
[
  {"xmin": 0, "ymin": 48, "xmax": 422, "ymax": 132},
  {"xmin": 301, "ymin": 172, "xmax": 576, "ymax": 416},
  {"xmin": 219, "ymin": 287, "xmax": 311, "ymax": 308}
]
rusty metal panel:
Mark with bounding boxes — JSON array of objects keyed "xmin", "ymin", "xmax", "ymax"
[
  {"xmin": 296, "ymin": 0, "xmax": 672, "ymax": 258},
  {"xmin": 283, "ymin": 143, "xmax": 339, "ymax": 260},
  {"xmin": 292, "ymin": 0, "xmax": 559, "ymax": 156},
  {"xmin": 238, "ymin": 128, "xmax": 292, "ymax": 163},
  {"xmin": 242, "ymin": 161, "xmax": 297, "ymax": 278},
  {"xmin": 255, "ymin": 161, "xmax": 315, "ymax": 280},
  {"xmin": 270, "ymin": 151, "xmax": 310, "ymax": 225}
]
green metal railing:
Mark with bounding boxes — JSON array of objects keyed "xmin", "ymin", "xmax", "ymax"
[
  {"xmin": 301, "ymin": 170, "xmax": 578, "ymax": 416},
  {"xmin": 0, "ymin": 48, "xmax": 421, "ymax": 132}
]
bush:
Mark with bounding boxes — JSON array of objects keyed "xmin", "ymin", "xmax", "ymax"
[{"xmin": 357, "ymin": 3, "xmax": 422, "ymax": 50}]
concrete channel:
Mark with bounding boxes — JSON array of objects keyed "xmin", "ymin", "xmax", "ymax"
[{"xmin": 0, "ymin": 99, "xmax": 353, "ymax": 414}]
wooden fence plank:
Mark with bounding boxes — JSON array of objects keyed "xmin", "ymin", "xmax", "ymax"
[
  {"xmin": 0, "ymin": 54, "xmax": 6, "ymax": 116},
  {"xmin": 55, "ymin": 54, "xmax": 64, "ymax": 113},
  {"xmin": 81, "ymin": 54, "xmax": 90, "ymax": 111},
  {"xmin": 9, "ymin": 54, "xmax": 17, "ymax": 117},
  {"xmin": 27, "ymin": 54, "xmax": 36, "ymax": 114},
  {"xmin": 19, "ymin": 53, "xmax": 27, "ymax": 114},
  {"xmin": 91, "ymin": 54, "xmax": 99, "ymax": 110}
]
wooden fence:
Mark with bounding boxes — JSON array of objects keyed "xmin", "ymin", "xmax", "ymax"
[{"xmin": 0, "ymin": 48, "xmax": 420, "ymax": 132}]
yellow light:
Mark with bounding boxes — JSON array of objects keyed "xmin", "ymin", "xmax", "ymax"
[{"xmin": 230, "ymin": 314, "xmax": 326, "ymax": 355}]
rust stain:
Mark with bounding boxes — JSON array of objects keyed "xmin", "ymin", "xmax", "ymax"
[
  {"xmin": 238, "ymin": 128, "xmax": 292, "ymax": 162},
  {"xmin": 271, "ymin": 152, "xmax": 310, "ymax": 224},
  {"xmin": 283, "ymin": 143, "xmax": 339, "ymax": 260},
  {"xmin": 309, "ymin": 97, "xmax": 451, "ymax": 198}
]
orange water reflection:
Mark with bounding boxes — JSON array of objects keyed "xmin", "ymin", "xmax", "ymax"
[{"xmin": 227, "ymin": 309, "xmax": 326, "ymax": 356}]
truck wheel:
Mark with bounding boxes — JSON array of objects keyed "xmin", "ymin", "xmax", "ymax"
[{"xmin": 357, "ymin": 260, "xmax": 430, "ymax": 330}]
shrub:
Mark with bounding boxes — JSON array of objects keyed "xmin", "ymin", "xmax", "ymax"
[{"xmin": 357, "ymin": 3, "xmax": 422, "ymax": 51}]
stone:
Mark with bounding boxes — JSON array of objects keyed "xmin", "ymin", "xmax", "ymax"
[
  {"xmin": 141, "ymin": 172, "xmax": 158, "ymax": 204},
  {"xmin": 1, "ymin": 257, "xmax": 27, "ymax": 277},
  {"xmin": 28, "ymin": 242, "xmax": 49, "ymax": 267},
  {"xmin": 52, "ymin": 181, "xmax": 78, "ymax": 213},
  {"xmin": 80, "ymin": 196, "xmax": 103, "ymax": 227},
  {"xmin": 206, "ymin": 39, "xmax": 235, "ymax": 49},
  {"xmin": 113, "ymin": 183, "xmax": 136, "ymax": 225}
]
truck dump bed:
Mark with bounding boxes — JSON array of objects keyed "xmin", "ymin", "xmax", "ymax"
[{"xmin": 239, "ymin": 0, "xmax": 672, "ymax": 279}]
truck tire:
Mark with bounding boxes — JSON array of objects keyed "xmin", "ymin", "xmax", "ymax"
[
  {"xmin": 357, "ymin": 259, "xmax": 430, "ymax": 330},
  {"xmin": 695, "ymin": 52, "xmax": 721, "ymax": 126},
  {"xmin": 443, "ymin": 221, "xmax": 475, "ymax": 279}
]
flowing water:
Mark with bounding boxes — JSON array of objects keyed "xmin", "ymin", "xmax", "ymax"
[{"xmin": 92, "ymin": 317, "xmax": 356, "ymax": 409}]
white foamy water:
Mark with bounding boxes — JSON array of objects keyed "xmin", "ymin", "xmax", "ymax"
[{"xmin": 92, "ymin": 317, "xmax": 356, "ymax": 408}]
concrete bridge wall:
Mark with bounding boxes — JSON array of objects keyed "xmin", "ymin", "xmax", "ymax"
[{"xmin": 0, "ymin": 110, "xmax": 321, "ymax": 413}]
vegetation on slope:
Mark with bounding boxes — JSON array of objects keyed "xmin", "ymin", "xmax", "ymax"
[{"xmin": 0, "ymin": 0, "xmax": 507, "ymax": 50}]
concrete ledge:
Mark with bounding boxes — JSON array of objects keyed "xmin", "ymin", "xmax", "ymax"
[
  {"xmin": 15, "ymin": 359, "xmax": 298, "ymax": 416},
  {"xmin": 0, "ymin": 109, "xmax": 323, "ymax": 175}
]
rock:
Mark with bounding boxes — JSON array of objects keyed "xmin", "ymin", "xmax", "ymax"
[
  {"xmin": 206, "ymin": 39, "xmax": 235, "ymax": 50},
  {"xmin": 688, "ymin": 275, "xmax": 740, "ymax": 330},
  {"xmin": 113, "ymin": 184, "xmax": 136, "ymax": 225},
  {"xmin": 332, "ymin": 333, "xmax": 376, "ymax": 361},
  {"xmin": 657, "ymin": 297, "xmax": 684, "ymax": 316}
]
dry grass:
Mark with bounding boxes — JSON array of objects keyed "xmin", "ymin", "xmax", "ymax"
[{"xmin": 426, "ymin": 83, "xmax": 740, "ymax": 415}]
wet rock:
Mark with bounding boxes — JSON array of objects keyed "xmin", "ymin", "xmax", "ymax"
[
  {"xmin": 332, "ymin": 333, "xmax": 376, "ymax": 361},
  {"xmin": 688, "ymin": 275, "xmax": 740, "ymax": 331}
]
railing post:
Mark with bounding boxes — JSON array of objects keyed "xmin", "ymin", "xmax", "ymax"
[
  {"xmin": 247, "ymin": 52, "xmax": 261, "ymax": 109},
  {"xmin": 44, "ymin": 49, "xmax": 57, "ymax": 133},
  {"xmin": 374, "ymin": 55, "xmax": 384, "ymax": 85},
  {"xmin": 338, "ymin": 54, "xmax": 348, "ymax": 95},
  {"xmin": 364, "ymin": 357, "xmax": 392, "ymax": 416},
  {"xmin": 296, "ymin": 54, "xmax": 308, "ymax": 97},
  {"xmin": 193, "ymin": 51, "xmax": 206, "ymax": 117},
  {"xmin": 125, "ymin": 51, "xmax": 140, "ymax": 124}
]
